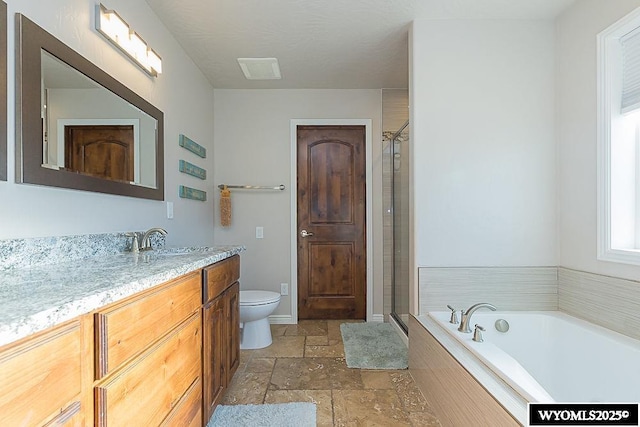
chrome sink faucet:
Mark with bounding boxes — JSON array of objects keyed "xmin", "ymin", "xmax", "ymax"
[
  {"xmin": 124, "ymin": 232, "xmax": 140, "ymax": 253},
  {"xmin": 458, "ymin": 302, "xmax": 497, "ymax": 333},
  {"xmin": 140, "ymin": 227, "xmax": 167, "ymax": 251}
]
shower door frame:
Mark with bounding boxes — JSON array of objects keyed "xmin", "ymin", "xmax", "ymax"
[{"xmin": 389, "ymin": 120, "xmax": 409, "ymax": 334}]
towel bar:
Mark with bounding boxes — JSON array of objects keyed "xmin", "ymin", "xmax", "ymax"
[{"xmin": 217, "ymin": 184, "xmax": 285, "ymax": 191}]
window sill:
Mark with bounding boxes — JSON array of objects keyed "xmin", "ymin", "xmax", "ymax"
[{"xmin": 598, "ymin": 248, "xmax": 640, "ymax": 266}]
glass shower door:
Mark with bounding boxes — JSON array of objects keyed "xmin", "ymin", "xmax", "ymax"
[{"xmin": 391, "ymin": 122, "xmax": 410, "ymax": 333}]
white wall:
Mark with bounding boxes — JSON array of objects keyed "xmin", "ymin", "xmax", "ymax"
[
  {"xmin": 1, "ymin": 0, "xmax": 215, "ymax": 246},
  {"xmin": 212, "ymin": 89, "xmax": 383, "ymax": 320},
  {"xmin": 557, "ymin": 0, "xmax": 640, "ymax": 281},
  {"xmin": 411, "ymin": 20, "xmax": 557, "ymax": 272}
]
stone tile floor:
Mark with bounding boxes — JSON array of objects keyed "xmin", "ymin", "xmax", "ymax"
[{"xmin": 221, "ymin": 320, "xmax": 442, "ymax": 426}]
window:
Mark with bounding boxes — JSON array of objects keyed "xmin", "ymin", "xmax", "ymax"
[{"xmin": 598, "ymin": 7, "xmax": 640, "ymax": 265}]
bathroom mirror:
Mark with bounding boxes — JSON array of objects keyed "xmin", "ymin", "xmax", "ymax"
[
  {"xmin": 15, "ymin": 14, "xmax": 164, "ymax": 200},
  {"xmin": 0, "ymin": 1, "xmax": 7, "ymax": 181}
]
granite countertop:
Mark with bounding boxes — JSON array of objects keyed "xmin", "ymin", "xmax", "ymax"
[{"xmin": 0, "ymin": 245, "xmax": 244, "ymax": 347}]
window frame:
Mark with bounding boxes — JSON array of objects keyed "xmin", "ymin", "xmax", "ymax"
[{"xmin": 597, "ymin": 7, "xmax": 640, "ymax": 266}]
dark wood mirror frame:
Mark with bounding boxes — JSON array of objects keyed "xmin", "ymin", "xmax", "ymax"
[
  {"xmin": 15, "ymin": 14, "xmax": 164, "ymax": 200},
  {"xmin": 0, "ymin": 2, "xmax": 7, "ymax": 181}
]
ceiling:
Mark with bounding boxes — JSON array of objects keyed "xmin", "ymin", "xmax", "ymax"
[{"xmin": 145, "ymin": 0, "xmax": 576, "ymax": 90}]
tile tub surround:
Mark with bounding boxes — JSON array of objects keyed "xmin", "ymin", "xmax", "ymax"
[
  {"xmin": 409, "ymin": 315, "xmax": 522, "ymax": 426},
  {"xmin": 418, "ymin": 266, "xmax": 640, "ymax": 340},
  {"xmin": 0, "ymin": 232, "xmax": 166, "ymax": 271},
  {"xmin": 419, "ymin": 266, "xmax": 558, "ymax": 314},
  {"xmin": 559, "ymin": 268, "xmax": 640, "ymax": 341},
  {"xmin": 0, "ymin": 245, "xmax": 244, "ymax": 346}
]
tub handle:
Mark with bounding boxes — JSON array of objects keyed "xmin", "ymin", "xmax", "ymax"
[
  {"xmin": 446, "ymin": 305, "xmax": 459, "ymax": 324},
  {"xmin": 473, "ymin": 324, "xmax": 485, "ymax": 343}
]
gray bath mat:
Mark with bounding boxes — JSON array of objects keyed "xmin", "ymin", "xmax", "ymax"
[
  {"xmin": 340, "ymin": 322, "xmax": 408, "ymax": 369},
  {"xmin": 207, "ymin": 402, "xmax": 316, "ymax": 427}
]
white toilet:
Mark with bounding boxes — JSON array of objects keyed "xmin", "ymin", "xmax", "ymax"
[{"xmin": 239, "ymin": 290, "xmax": 281, "ymax": 350}]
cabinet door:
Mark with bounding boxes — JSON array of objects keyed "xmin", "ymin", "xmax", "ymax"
[
  {"xmin": 225, "ymin": 282, "xmax": 240, "ymax": 384},
  {"xmin": 95, "ymin": 271, "xmax": 201, "ymax": 378},
  {"xmin": 203, "ymin": 255, "xmax": 239, "ymax": 303},
  {"xmin": 0, "ymin": 320, "xmax": 83, "ymax": 426},
  {"xmin": 95, "ymin": 313, "xmax": 201, "ymax": 427},
  {"xmin": 202, "ymin": 297, "xmax": 226, "ymax": 422}
]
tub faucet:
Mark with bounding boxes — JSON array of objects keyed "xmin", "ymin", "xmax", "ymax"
[
  {"xmin": 458, "ymin": 302, "xmax": 497, "ymax": 333},
  {"xmin": 140, "ymin": 227, "xmax": 167, "ymax": 251},
  {"xmin": 446, "ymin": 305, "xmax": 459, "ymax": 324},
  {"xmin": 473, "ymin": 324, "xmax": 485, "ymax": 342}
]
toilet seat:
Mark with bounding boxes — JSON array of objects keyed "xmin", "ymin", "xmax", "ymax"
[{"xmin": 239, "ymin": 290, "xmax": 281, "ymax": 306}]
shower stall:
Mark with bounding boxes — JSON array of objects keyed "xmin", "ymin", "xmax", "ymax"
[{"xmin": 384, "ymin": 119, "xmax": 410, "ymax": 334}]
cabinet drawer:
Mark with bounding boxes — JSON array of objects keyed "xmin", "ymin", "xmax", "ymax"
[
  {"xmin": 0, "ymin": 320, "xmax": 82, "ymax": 426},
  {"xmin": 43, "ymin": 402, "xmax": 83, "ymax": 426},
  {"xmin": 160, "ymin": 377, "xmax": 202, "ymax": 427},
  {"xmin": 95, "ymin": 271, "xmax": 201, "ymax": 378},
  {"xmin": 203, "ymin": 255, "xmax": 239, "ymax": 303},
  {"xmin": 96, "ymin": 312, "xmax": 202, "ymax": 427}
]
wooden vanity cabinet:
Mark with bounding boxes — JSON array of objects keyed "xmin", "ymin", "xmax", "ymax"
[
  {"xmin": 94, "ymin": 271, "xmax": 203, "ymax": 426},
  {"xmin": 202, "ymin": 255, "xmax": 240, "ymax": 422},
  {"xmin": 0, "ymin": 253, "xmax": 241, "ymax": 426},
  {"xmin": 0, "ymin": 318, "xmax": 89, "ymax": 426}
]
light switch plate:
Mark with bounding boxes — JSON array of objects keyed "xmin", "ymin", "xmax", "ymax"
[
  {"xmin": 256, "ymin": 226, "xmax": 264, "ymax": 239},
  {"xmin": 167, "ymin": 201, "xmax": 174, "ymax": 219}
]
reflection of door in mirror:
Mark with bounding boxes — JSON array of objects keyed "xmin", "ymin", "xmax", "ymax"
[
  {"xmin": 41, "ymin": 50, "xmax": 157, "ymax": 189},
  {"xmin": 65, "ymin": 125, "xmax": 134, "ymax": 183}
]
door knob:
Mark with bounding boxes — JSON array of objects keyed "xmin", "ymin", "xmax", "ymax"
[{"xmin": 300, "ymin": 229, "xmax": 314, "ymax": 237}]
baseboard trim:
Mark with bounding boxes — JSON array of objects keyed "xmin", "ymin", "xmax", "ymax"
[
  {"xmin": 370, "ymin": 313, "xmax": 384, "ymax": 323},
  {"xmin": 269, "ymin": 315, "xmax": 295, "ymax": 324}
]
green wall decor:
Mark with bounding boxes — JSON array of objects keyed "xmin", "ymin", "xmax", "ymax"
[
  {"xmin": 179, "ymin": 185, "xmax": 206, "ymax": 201},
  {"xmin": 179, "ymin": 160, "xmax": 206, "ymax": 180},
  {"xmin": 179, "ymin": 134, "xmax": 206, "ymax": 158}
]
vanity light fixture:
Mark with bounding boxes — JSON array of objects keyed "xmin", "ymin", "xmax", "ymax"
[{"xmin": 95, "ymin": 3, "xmax": 162, "ymax": 77}]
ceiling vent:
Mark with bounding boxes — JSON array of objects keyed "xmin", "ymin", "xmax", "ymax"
[{"xmin": 237, "ymin": 58, "xmax": 281, "ymax": 80}]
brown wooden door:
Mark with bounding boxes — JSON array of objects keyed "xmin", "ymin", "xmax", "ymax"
[
  {"xmin": 64, "ymin": 125, "xmax": 134, "ymax": 182},
  {"xmin": 297, "ymin": 125, "xmax": 366, "ymax": 320}
]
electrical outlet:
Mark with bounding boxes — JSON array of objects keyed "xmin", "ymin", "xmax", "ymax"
[
  {"xmin": 256, "ymin": 226, "xmax": 264, "ymax": 239},
  {"xmin": 280, "ymin": 283, "xmax": 289, "ymax": 296}
]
